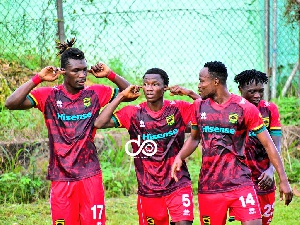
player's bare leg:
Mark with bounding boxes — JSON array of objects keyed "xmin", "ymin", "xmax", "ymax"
[{"xmin": 242, "ymin": 218, "xmax": 262, "ymax": 225}]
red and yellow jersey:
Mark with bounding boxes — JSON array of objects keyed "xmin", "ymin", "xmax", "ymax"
[
  {"xmin": 191, "ymin": 94, "xmax": 266, "ymax": 194},
  {"xmin": 113, "ymin": 100, "xmax": 193, "ymax": 197},
  {"xmin": 27, "ymin": 84, "xmax": 117, "ymax": 181},
  {"xmin": 246, "ymin": 100, "xmax": 281, "ymax": 195}
]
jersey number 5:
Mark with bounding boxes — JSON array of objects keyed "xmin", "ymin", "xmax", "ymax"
[{"xmin": 182, "ymin": 194, "xmax": 191, "ymax": 207}]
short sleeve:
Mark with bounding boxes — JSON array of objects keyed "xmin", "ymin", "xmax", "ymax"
[
  {"xmin": 92, "ymin": 85, "xmax": 118, "ymax": 107},
  {"xmin": 114, "ymin": 105, "xmax": 137, "ymax": 130},
  {"xmin": 244, "ymin": 103, "xmax": 266, "ymax": 134},
  {"xmin": 191, "ymin": 99, "xmax": 201, "ymax": 129},
  {"xmin": 269, "ymin": 102, "xmax": 282, "ymax": 136},
  {"xmin": 27, "ymin": 87, "xmax": 53, "ymax": 112},
  {"xmin": 176, "ymin": 100, "xmax": 193, "ymax": 125}
]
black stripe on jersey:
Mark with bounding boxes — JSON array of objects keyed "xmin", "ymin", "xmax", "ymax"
[
  {"xmin": 112, "ymin": 115, "xmax": 120, "ymax": 127},
  {"xmin": 109, "ymin": 88, "xmax": 119, "ymax": 103},
  {"xmin": 191, "ymin": 125, "xmax": 199, "ymax": 130},
  {"xmin": 26, "ymin": 95, "xmax": 36, "ymax": 107}
]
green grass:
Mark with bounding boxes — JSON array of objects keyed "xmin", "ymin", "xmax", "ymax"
[{"xmin": 0, "ymin": 194, "xmax": 299, "ymax": 225}]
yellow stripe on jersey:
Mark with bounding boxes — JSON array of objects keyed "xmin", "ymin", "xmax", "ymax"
[
  {"xmin": 269, "ymin": 127, "xmax": 282, "ymax": 136},
  {"xmin": 112, "ymin": 114, "xmax": 122, "ymax": 128},
  {"xmin": 27, "ymin": 93, "xmax": 38, "ymax": 106},
  {"xmin": 252, "ymin": 123, "xmax": 266, "ymax": 134},
  {"xmin": 270, "ymin": 126, "xmax": 281, "ymax": 130},
  {"xmin": 109, "ymin": 88, "xmax": 119, "ymax": 103}
]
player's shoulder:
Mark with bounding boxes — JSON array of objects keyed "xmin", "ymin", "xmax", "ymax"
[
  {"xmin": 31, "ymin": 85, "xmax": 58, "ymax": 94},
  {"xmin": 230, "ymin": 94, "xmax": 259, "ymax": 114},
  {"xmin": 86, "ymin": 84, "xmax": 112, "ymax": 90},
  {"xmin": 259, "ymin": 99, "xmax": 278, "ymax": 109},
  {"xmin": 165, "ymin": 99, "xmax": 192, "ymax": 107},
  {"xmin": 121, "ymin": 101, "xmax": 146, "ymax": 112},
  {"xmin": 192, "ymin": 98, "xmax": 204, "ymax": 106},
  {"xmin": 231, "ymin": 94, "xmax": 253, "ymax": 106}
]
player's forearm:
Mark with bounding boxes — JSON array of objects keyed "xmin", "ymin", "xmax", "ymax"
[
  {"xmin": 257, "ymin": 130, "xmax": 288, "ymax": 181},
  {"xmin": 178, "ymin": 135, "xmax": 200, "ymax": 160},
  {"xmin": 5, "ymin": 79, "xmax": 37, "ymax": 110},
  {"xmin": 271, "ymin": 135, "xmax": 281, "ymax": 155},
  {"xmin": 110, "ymin": 74, "xmax": 130, "ymax": 91},
  {"xmin": 265, "ymin": 143, "xmax": 288, "ymax": 182},
  {"xmin": 94, "ymin": 93, "xmax": 125, "ymax": 128},
  {"xmin": 186, "ymin": 90, "xmax": 201, "ymax": 100},
  {"xmin": 268, "ymin": 135, "xmax": 281, "ymax": 173}
]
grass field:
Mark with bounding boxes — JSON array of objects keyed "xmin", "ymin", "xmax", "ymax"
[{"xmin": 0, "ymin": 194, "xmax": 299, "ymax": 225}]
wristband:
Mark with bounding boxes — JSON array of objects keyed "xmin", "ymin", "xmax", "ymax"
[
  {"xmin": 32, "ymin": 74, "xmax": 42, "ymax": 85},
  {"xmin": 107, "ymin": 70, "xmax": 116, "ymax": 81}
]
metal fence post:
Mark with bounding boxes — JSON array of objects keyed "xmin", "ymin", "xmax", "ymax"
[
  {"xmin": 56, "ymin": 0, "xmax": 65, "ymax": 43},
  {"xmin": 264, "ymin": 0, "xmax": 270, "ymax": 101},
  {"xmin": 271, "ymin": 0, "xmax": 278, "ymax": 99}
]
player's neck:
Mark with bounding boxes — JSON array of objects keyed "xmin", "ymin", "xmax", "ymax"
[
  {"xmin": 212, "ymin": 88, "xmax": 231, "ymax": 104},
  {"xmin": 146, "ymin": 99, "xmax": 164, "ymax": 112},
  {"xmin": 63, "ymin": 83, "xmax": 81, "ymax": 95}
]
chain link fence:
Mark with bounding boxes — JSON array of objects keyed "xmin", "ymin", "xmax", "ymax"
[{"xmin": 0, "ymin": 0, "xmax": 299, "ymax": 95}]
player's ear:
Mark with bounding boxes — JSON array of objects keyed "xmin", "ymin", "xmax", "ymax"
[
  {"xmin": 164, "ymin": 85, "xmax": 168, "ymax": 92},
  {"xmin": 238, "ymin": 86, "xmax": 242, "ymax": 94},
  {"xmin": 214, "ymin": 77, "xmax": 220, "ymax": 86}
]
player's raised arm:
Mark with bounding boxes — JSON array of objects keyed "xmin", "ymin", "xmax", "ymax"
[
  {"xmin": 94, "ymin": 85, "xmax": 141, "ymax": 129},
  {"xmin": 256, "ymin": 130, "xmax": 293, "ymax": 205},
  {"xmin": 5, "ymin": 66, "xmax": 64, "ymax": 110},
  {"xmin": 88, "ymin": 62, "xmax": 130, "ymax": 91},
  {"xmin": 167, "ymin": 85, "xmax": 201, "ymax": 100}
]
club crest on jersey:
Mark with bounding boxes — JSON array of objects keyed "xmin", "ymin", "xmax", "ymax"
[
  {"xmin": 263, "ymin": 117, "xmax": 270, "ymax": 127},
  {"xmin": 166, "ymin": 114, "xmax": 175, "ymax": 125},
  {"xmin": 55, "ymin": 219, "xmax": 65, "ymax": 225},
  {"xmin": 56, "ymin": 100, "xmax": 63, "ymax": 108},
  {"xmin": 147, "ymin": 217, "xmax": 155, "ymax": 225},
  {"xmin": 202, "ymin": 215, "xmax": 211, "ymax": 225},
  {"xmin": 201, "ymin": 112, "xmax": 207, "ymax": 119},
  {"xmin": 229, "ymin": 113, "xmax": 238, "ymax": 124},
  {"xmin": 83, "ymin": 97, "xmax": 91, "ymax": 107},
  {"xmin": 140, "ymin": 120, "xmax": 145, "ymax": 127}
]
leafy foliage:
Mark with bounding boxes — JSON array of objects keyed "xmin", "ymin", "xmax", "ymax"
[
  {"xmin": 99, "ymin": 131, "xmax": 138, "ymax": 197},
  {"xmin": 0, "ymin": 147, "xmax": 49, "ymax": 204},
  {"xmin": 273, "ymin": 97, "xmax": 300, "ymax": 125},
  {"xmin": 284, "ymin": 0, "xmax": 300, "ymax": 25}
]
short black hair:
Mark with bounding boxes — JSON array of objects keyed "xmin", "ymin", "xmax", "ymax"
[
  {"xmin": 60, "ymin": 48, "xmax": 85, "ymax": 68},
  {"xmin": 234, "ymin": 69, "xmax": 268, "ymax": 88},
  {"xmin": 203, "ymin": 61, "xmax": 228, "ymax": 85},
  {"xmin": 143, "ymin": 68, "xmax": 169, "ymax": 86},
  {"xmin": 56, "ymin": 38, "xmax": 85, "ymax": 68}
]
